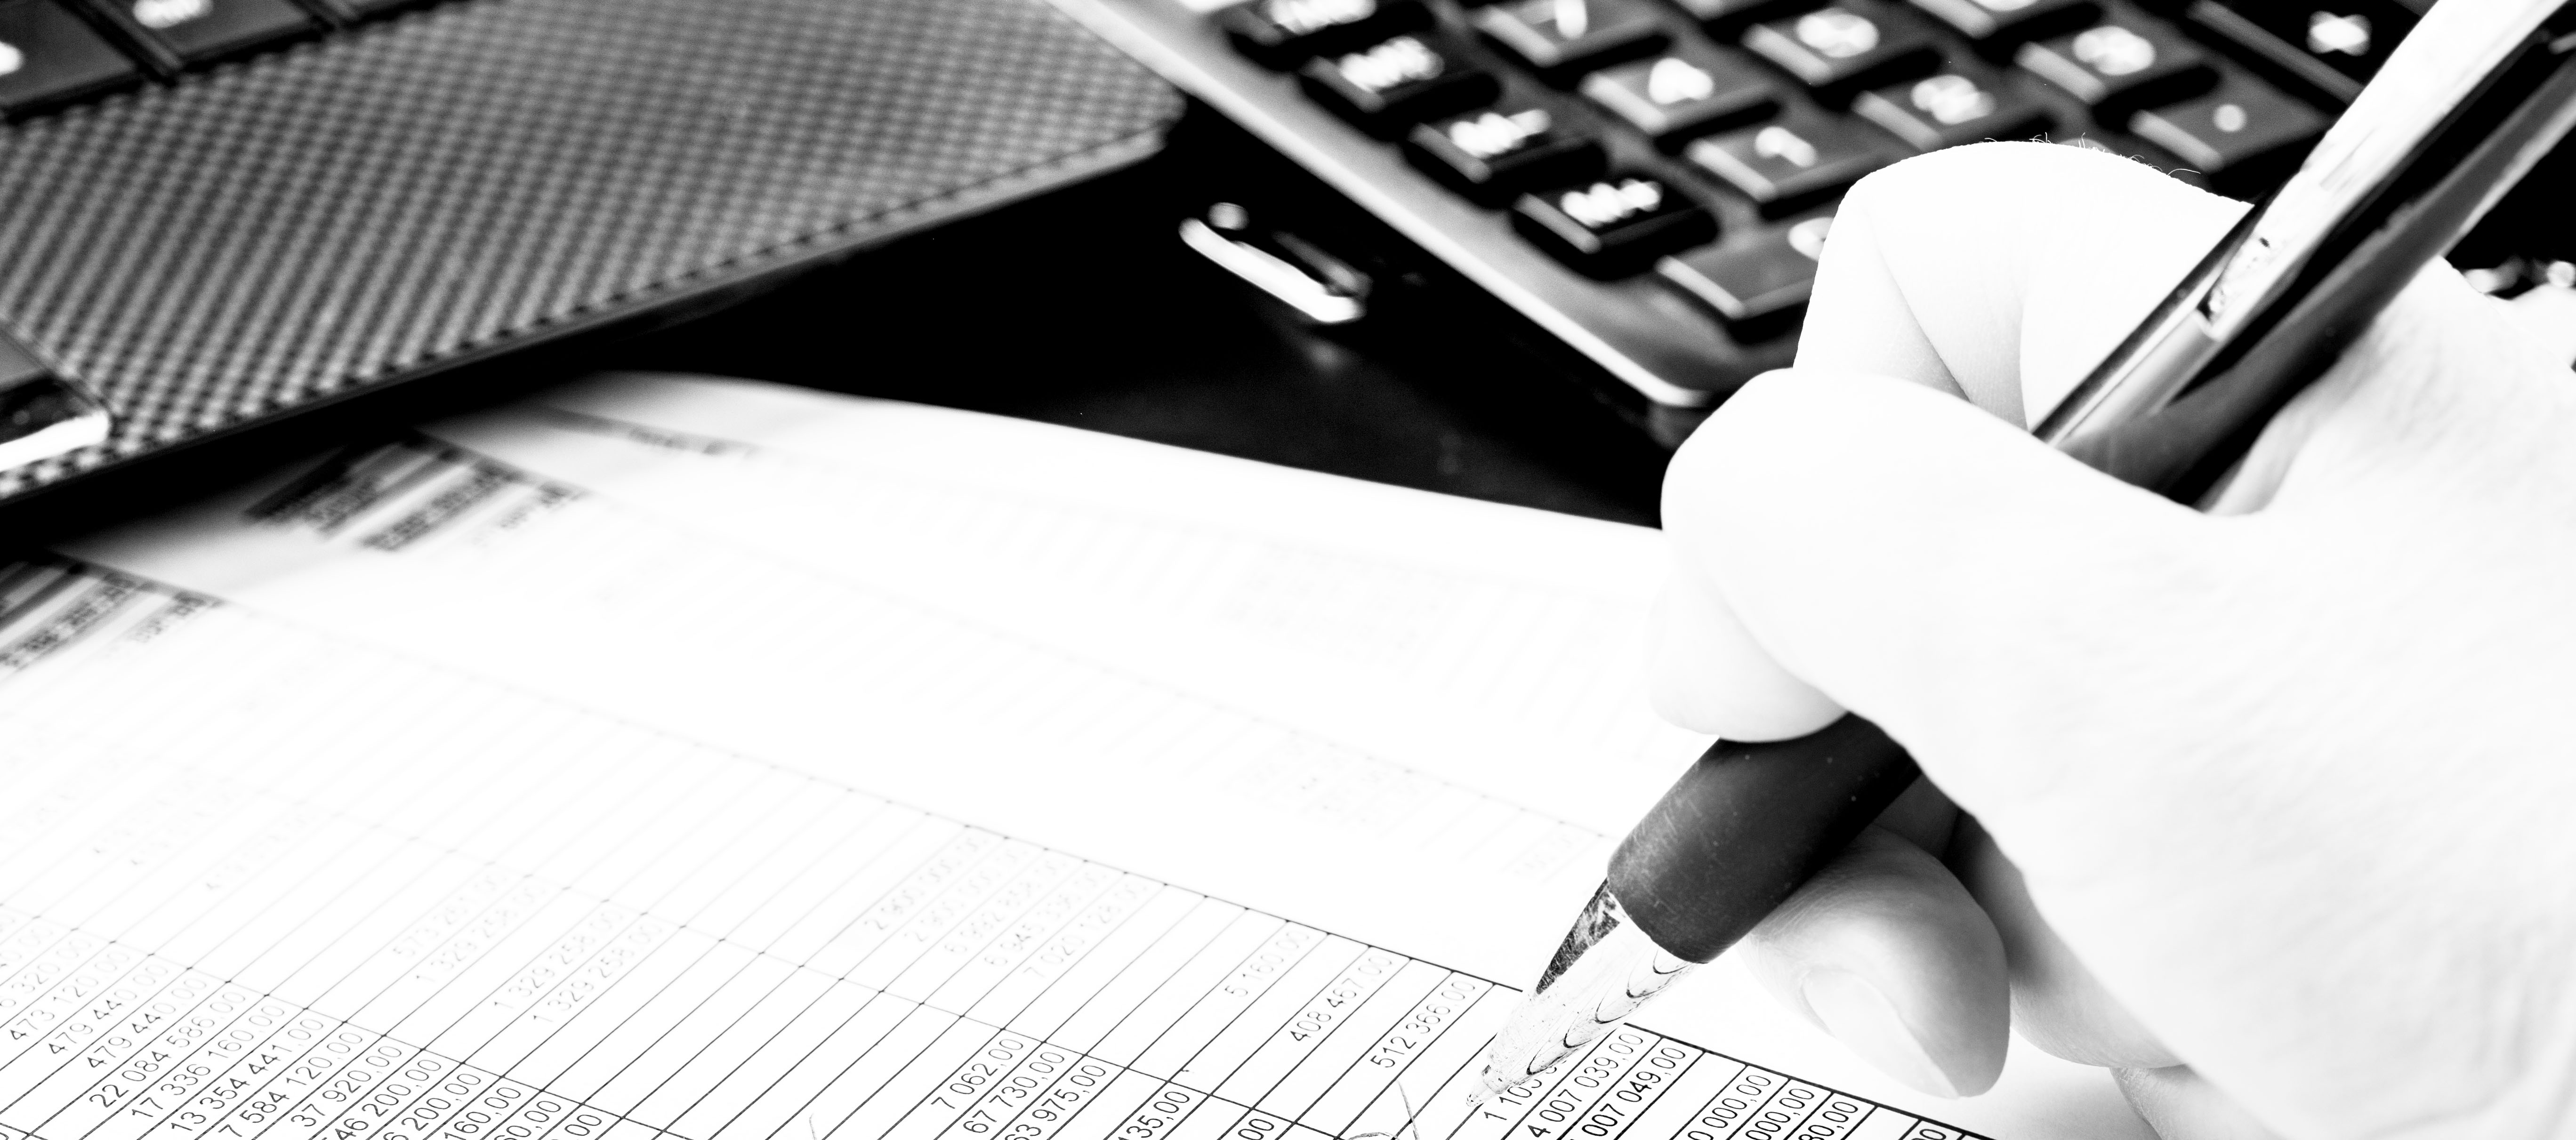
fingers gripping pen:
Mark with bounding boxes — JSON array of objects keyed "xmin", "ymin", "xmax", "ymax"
[{"xmin": 1473, "ymin": 0, "xmax": 2576, "ymax": 1100}]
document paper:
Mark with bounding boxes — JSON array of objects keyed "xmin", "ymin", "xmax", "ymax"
[
  {"xmin": 0, "ymin": 562, "xmax": 1956, "ymax": 1140},
  {"xmin": 42, "ymin": 377, "xmax": 2146, "ymax": 1140}
]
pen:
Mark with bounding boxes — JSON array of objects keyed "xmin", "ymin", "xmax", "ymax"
[{"xmin": 1475, "ymin": 0, "xmax": 2576, "ymax": 1101}]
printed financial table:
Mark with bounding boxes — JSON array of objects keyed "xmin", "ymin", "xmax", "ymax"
[{"xmin": 0, "ymin": 551, "xmax": 1988, "ymax": 1140}]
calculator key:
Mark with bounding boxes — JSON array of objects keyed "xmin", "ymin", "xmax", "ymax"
[
  {"xmin": 2016, "ymin": 17, "xmax": 2215, "ymax": 120},
  {"xmin": 1852, "ymin": 69, "xmax": 2047, "ymax": 149},
  {"xmin": 1300, "ymin": 34, "xmax": 1501, "ymax": 136},
  {"xmin": 99, "ymin": 0, "xmax": 318, "ymax": 65},
  {"xmin": 2128, "ymin": 73, "xmax": 2327, "ymax": 193},
  {"xmin": 1221, "ymin": 0, "xmax": 1432, "ymax": 68},
  {"xmin": 1471, "ymin": 0, "xmax": 1667, "ymax": 80},
  {"xmin": 1684, "ymin": 110, "xmax": 1894, "ymax": 215},
  {"xmin": 1664, "ymin": 0, "xmax": 1803, "ymax": 29},
  {"xmin": 1906, "ymin": 0, "xmax": 2093, "ymax": 50},
  {"xmin": 1658, "ymin": 212, "xmax": 1832, "ymax": 328},
  {"xmin": 1742, "ymin": 1, "xmax": 1941, "ymax": 103},
  {"xmin": 2238, "ymin": 1, "xmax": 2412, "ymax": 84},
  {"xmin": 1580, "ymin": 44, "xmax": 1776, "ymax": 147},
  {"xmin": 0, "ymin": 0, "xmax": 137, "ymax": 116},
  {"xmin": 1513, "ymin": 173, "xmax": 1717, "ymax": 276},
  {"xmin": 1406, "ymin": 101, "xmax": 1607, "ymax": 203}
]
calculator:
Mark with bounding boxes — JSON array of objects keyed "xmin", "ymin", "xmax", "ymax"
[{"xmin": 1050, "ymin": 0, "xmax": 2545, "ymax": 441}]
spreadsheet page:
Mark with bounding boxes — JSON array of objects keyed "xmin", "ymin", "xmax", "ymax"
[
  {"xmin": 56, "ymin": 376, "xmax": 2151, "ymax": 1140},
  {"xmin": 0, "ymin": 563, "xmax": 1978, "ymax": 1140}
]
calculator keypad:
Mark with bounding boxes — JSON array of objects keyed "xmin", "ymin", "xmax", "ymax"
[
  {"xmin": 2242, "ymin": 2, "xmax": 2412, "ymax": 85},
  {"xmin": 1906, "ymin": 0, "xmax": 2093, "ymax": 51},
  {"xmin": 1300, "ymin": 33, "xmax": 1501, "ymax": 133},
  {"xmin": 1658, "ymin": 211, "xmax": 1831, "ymax": 328},
  {"xmin": 0, "ymin": 0, "xmax": 138, "ymax": 117},
  {"xmin": 1472, "ymin": 0, "xmax": 1668, "ymax": 79},
  {"xmin": 96, "ymin": 0, "xmax": 318, "ymax": 65},
  {"xmin": 1664, "ymin": 0, "xmax": 1796, "ymax": 25},
  {"xmin": 1183, "ymin": 0, "xmax": 2433, "ymax": 415},
  {"xmin": 1513, "ymin": 172, "xmax": 1717, "ymax": 275},
  {"xmin": 1408, "ymin": 99, "xmax": 1608, "ymax": 200},
  {"xmin": 1852, "ymin": 68, "xmax": 2044, "ymax": 150},
  {"xmin": 1684, "ymin": 110, "xmax": 1893, "ymax": 214},
  {"xmin": 1741, "ymin": 2, "xmax": 1940, "ymax": 102},
  {"xmin": 2128, "ymin": 73, "xmax": 2329, "ymax": 193},
  {"xmin": 0, "ymin": 0, "xmax": 442, "ymax": 117},
  {"xmin": 2015, "ymin": 18, "xmax": 2215, "ymax": 119},
  {"xmin": 1580, "ymin": 44, "xmax": 1775, "ymax": 145},
  {"xmin": 1223, "ymin": 0, "xmax": 1433, "ymax": 67}
]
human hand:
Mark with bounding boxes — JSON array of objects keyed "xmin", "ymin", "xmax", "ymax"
[{"xmin": 1645, "ymin": 142, "xmax": 2576, "ymax": 1140}]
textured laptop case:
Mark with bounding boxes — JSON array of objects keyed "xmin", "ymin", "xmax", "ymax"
[{"xmin": 0, "ymin": 0, "xmax": 1179, "ymax": 507}]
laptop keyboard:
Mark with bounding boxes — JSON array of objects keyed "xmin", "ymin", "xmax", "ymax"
[
  {"xmin": 1079, "ymin": 0, "xmax": 2441, "ymax": 427},
  {"xmin": 0, "ymin": 0, "xmax": 425, "ymax": 119}
]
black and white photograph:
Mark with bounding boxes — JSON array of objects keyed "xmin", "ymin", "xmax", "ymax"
[{"xmin": 0, "ymin": 0, "xmax": 2563, "ymax": 1136}]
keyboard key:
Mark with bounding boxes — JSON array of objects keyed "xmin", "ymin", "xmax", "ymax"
[
  {"xmin": 1684, "ymin": 110, "xmax": 1894, "ymax": 215},
  {"xmin": 1222, "ymin": 0, "xmax": 1432, "ymax": 68},
  {"xmin": 1406, "ymin": 100, "xmax": 1607, "ymax": 202},
  {"xmin": 1513, "ymin": 173, "xmax": 1716, "ymax": 276},
  {"xmin": 1300, "ymin": 34, "xmax": 1501, "ymax": 136},
  {"xmin": 1742, "ymin": 1, "xmax": 1941, "ymax": 103},
  {"xmin": 1580, "ymin": 44, "xmax": 1776, "ymax": 147},
  {"xmin": 1471, "ymin": 0, "xmax": 1667, "ymax": 80},
  {"xmin": 2128, "ymin": 73, "xmax": 2327, "ymax": 193},
  {"xmin": 1852, "ymin": 68, "xmax": 2047, "ymax": 149},
  {"xmin": 2016, "ymin": 17, "xmax": 2215, "ymax": 120},
  {"xmin": 0, "ymin": 0, "xmax": 137, "ymax": 116},
  {"xmin": 1907, "ymin": 0, "xmax": 2093, "ymax": 49},
  {"xmin": 1658, "ymin": 211, "xmax": 1832, "ymax": 328},
  {"xmin": 2235, "ymin": 0, "xmax": 2412, "ymax": 84},
  {"xmin": 97, "ymin": 0, "xmax": 318, "ymax": 65}
]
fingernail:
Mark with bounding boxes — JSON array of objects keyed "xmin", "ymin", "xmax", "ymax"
[{"xmin": 1800, "ymin": 970, "xmax": 1959, "ymax": 1099}]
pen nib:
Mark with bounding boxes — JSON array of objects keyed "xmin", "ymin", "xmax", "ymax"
[{"xmin": 1472, "ymin": 885, "xmax": 1699, "ymax": 1103}]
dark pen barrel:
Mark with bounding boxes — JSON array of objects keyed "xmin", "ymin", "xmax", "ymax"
[{"xmin": 1606, "ymin": 715, "xmax": 1920, "ymax": 964}]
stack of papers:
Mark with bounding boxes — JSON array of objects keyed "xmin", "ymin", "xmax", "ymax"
[{"xmin": 0, "ymin": 374, "xmax": 2142, "ymax": 1140}]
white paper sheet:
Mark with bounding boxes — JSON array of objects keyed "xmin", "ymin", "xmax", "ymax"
[
  {"xmin": 53, "ymin": 376, "xmax": 2149, "ymax": 1140},
  {"xmin": 491, "ymin": 375, "xmax": 1710, "ymax": 819}
]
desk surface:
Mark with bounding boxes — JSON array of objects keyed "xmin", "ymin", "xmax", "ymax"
[{"xmin": 601, "ymin": 118, "xmax": 1670, "ymax": 531}]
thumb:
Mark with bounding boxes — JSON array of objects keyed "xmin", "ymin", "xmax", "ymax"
[{"xmin": 1658, "ymin": 366, "xmax": 2231, "ymax": 817}]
